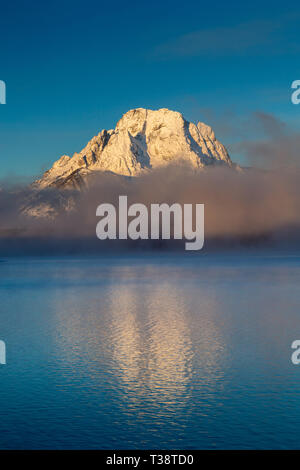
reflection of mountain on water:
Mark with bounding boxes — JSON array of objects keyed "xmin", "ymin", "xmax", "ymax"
[
  {"xmin": 2, "ymin": 255, "xmax": 300, "ymax": 448},
  {"xmin": 50, "ymin": 261, "xmax": 226, "ymax": 411}
]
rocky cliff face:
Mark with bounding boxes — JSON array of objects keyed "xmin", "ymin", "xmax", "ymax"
[{"xmin": 36, "ymin": 108, "xmax": 233, "ymax": 189}]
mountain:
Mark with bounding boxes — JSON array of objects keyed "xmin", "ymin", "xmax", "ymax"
[{"xmin": 35, "ymin": 108, "xmax": 233, "ymax": 190}]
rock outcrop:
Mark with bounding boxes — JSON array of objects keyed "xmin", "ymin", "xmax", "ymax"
[{"xmin": 36, "ymin": 108, "xmax": 233, "ymax": 189}]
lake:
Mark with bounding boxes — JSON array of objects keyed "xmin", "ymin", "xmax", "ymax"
[{"xmin": 0, "ymin": 252, "xmax": 300, "ymax": 449}]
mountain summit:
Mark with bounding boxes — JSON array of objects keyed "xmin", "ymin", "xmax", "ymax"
[{"xmin": 36, "ymin": 108, "xmax": 233, "ymax": 189}]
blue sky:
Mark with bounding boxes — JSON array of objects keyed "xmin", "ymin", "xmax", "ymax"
[{"xmin": 0, "ymin": 0, "xmax": 300, "ymax": 179}]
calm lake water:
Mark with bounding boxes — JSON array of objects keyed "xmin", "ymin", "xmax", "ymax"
[{"xmin": 0, "ymin": 252, "xmax": 300, "ymax": 449}]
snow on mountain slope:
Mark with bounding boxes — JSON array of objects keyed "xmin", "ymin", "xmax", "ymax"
[{"xmin": 35, "ymin": 108, "xmax": 233, "ymax": 189}]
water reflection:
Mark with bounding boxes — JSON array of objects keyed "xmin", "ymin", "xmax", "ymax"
[
  {"xmin": 1, "ymin": 256, "xmax": 300, "ymax": 448},
  {"xmin": 108, "ymin": 282, "xmax": 193, "ymax": 403},
  {"xmin": 50, "ymin": 263, "xmax": 228, "ymax": 412}
]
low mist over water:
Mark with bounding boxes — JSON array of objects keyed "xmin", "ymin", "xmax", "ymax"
[{"xmin": 1, "ymin": 164, "xmax": 300, "ymax": 255}]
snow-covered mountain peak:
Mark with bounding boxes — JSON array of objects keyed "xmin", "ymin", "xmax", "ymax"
[{"xmin": 36, "ymin": 108, "xmax": 233, "ymax": 189}]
